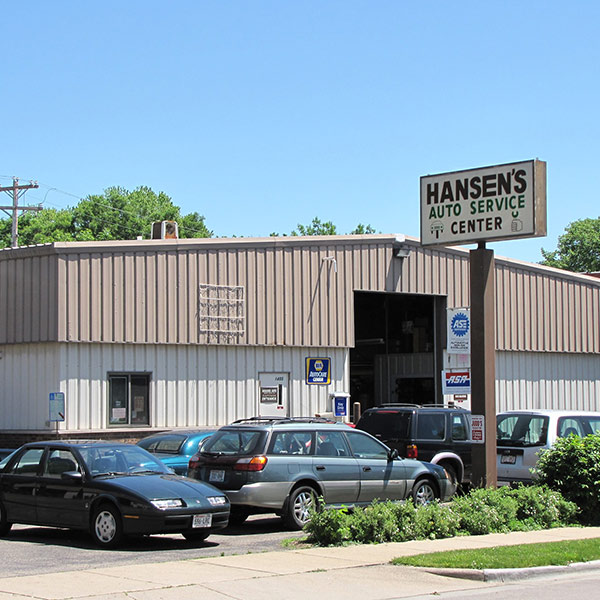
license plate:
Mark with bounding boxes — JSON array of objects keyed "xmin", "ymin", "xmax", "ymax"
[
  {"xmin": 501, "ymin": 454, "xmax": 516, "ymax": 464},
  {"xmin": 209, "ymin": 469, "xmax": 225, "ymax": 482},
  {"xmin": 192, "ymin": 514, "xmax": 212, "ymax": 528}
]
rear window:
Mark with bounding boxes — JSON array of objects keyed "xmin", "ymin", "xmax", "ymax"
[
  {"xmin": 202, "ymin": 429, "xmax": 267, "ymax": 456},
  {"xmin": 268, "ymin": 431, "xmax": 313, "ymax": 455},
  {"xmin": 496, "ymin": 414, "xmax": 549, "ymax": 447},
  {"xmin": 357, "ymin": 410, "xmax": 411, "ymax": 439},
  {"xmin": 416, "ymin": 413, "xmax": 446, "ymax": 440}
]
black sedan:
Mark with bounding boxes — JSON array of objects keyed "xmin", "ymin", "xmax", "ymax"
[{"xmin": 0, "ymin": 440, "xmax": 230, "ymax": 548}]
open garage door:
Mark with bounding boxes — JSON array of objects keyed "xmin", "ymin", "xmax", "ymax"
[{"xmin": 350, "ymin": 291, "xmax": 445, "ymax": 414}]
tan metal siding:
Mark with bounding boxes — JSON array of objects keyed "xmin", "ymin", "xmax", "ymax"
[
  {"xmin": 1, "ymin": 237, "xmax": 599, "ymax": 353},
  {"xmin": 0, "ymin": 253, "xmax": 60, "ymax": 344}
]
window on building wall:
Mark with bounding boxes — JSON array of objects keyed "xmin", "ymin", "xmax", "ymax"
[{"xmin": 108, "ymin": 373, "xmax": 150, "ymax": 426}]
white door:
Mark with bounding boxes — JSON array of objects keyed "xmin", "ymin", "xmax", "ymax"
[{"xmin": 258, "ymin": 372, "xmax": 289, "ymax": 417}]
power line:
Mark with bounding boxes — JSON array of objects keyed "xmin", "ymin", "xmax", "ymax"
[{"xmin": 0, "ymin": 178, "xmax": 41, "ymax": 247}]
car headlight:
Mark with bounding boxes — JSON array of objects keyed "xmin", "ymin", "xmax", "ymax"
[
  {"xmin": 207, "ymin": 496, "xmax": 227, "ymax": 506},
  {"xmin": 151, "ymin": 499, "xmax": 184, "ymax": 510}
]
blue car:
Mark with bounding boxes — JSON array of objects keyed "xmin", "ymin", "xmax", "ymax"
[{"xmin": 137, "ymin": 430, "xmax": 216, "ymax": 475}]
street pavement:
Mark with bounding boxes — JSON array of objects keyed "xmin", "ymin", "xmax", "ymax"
[{"xmin": 0, "ymin": 526, "xmax": 599, "ymax": 600}]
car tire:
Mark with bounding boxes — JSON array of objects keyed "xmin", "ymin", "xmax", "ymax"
[
  {"xmin": 91, "ymin": 504, "xmax": 123, "ymax": 549},
  {"xmin": 182, "ymin": 530, "xmax": 211, "ymax": 542},
  {"xmin": 228, "ymin": 507, "xmax": 251, "ymax": 526},
  {"xmin": 284, "ymin": 485, "xmax": 317, "ymax": 530},
  {"xmin": 0, "ymin": 502, "xmax": 12, "ymax": 536},
  {"xmin": 412, "ymin": 479, "xmax": 439, "ymax": 506}
]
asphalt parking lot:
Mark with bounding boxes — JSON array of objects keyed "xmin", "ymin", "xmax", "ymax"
[{"xmin": 0, "ymin": 514, "xmax": 304, "ymax": 577}]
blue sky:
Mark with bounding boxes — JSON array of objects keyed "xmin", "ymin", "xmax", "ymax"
[{"xmin": 2, "ymin": 1, "xmax": 598, "ymax": 264}]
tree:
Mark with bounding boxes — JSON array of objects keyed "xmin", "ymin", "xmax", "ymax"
[
  {"xmin": 540, "ymin": 218, "xmax": 600, "ymax": 273},
  {"xmin": 0, "ymin": 186, "xmax": 212, "ymax": 248},
  {"xmin": 269, "ymin": 218, "xmax": 377, "ymax": 237},
  {"xmin": 292, "ymin": 217, "xmax": 338, "ymax": 236},
  {"xmin": 72, "ymin": 186, "xmax": 212, "ymax": 241}
]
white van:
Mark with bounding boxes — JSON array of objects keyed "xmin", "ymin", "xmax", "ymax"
[{"xmin": 496, "ymin": 409, "xmax": 600, "ymax": 484}]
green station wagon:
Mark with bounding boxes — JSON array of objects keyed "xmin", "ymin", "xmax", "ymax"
[{"xmin": 188, "ymin": 418, "xmax": 456, "ymax": 529}]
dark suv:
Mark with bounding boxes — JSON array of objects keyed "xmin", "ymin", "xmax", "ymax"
[
  {"xmin": 356, "ymin": 404, "xmax": 471, "ymax": 486},
  {"xmin": 187, "ymin": 417, "xmax": 455, "ymax": 529}
]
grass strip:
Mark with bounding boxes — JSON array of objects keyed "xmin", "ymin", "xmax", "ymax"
[{"xmin": 391, "ymin": 538, "xmax": 600, "ymax": 570}]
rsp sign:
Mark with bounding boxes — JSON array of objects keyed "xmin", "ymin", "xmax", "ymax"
[{"xmin": 420, "ymin": 160, "xmax": 546, "ymax": 247}]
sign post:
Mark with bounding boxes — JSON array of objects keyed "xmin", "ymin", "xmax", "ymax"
[
  {"xmin": 421, "ymin": 160, "xmax": 546, "ymax": 488},
  {"xmin": 49, "ymin": 392, "xmax": 65, "ymax": 438},
  {"xmin": 470, "ymin": 244, "xmax": 497, "ymax": 486}
]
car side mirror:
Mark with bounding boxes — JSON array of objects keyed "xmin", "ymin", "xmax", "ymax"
[
  {"xmin": 387, "ymin": 448, "xmax": 399, "ymax": 461},
  {"xmin": 61, "ymin": 471, "xmax": 83, "ymax": 481}
]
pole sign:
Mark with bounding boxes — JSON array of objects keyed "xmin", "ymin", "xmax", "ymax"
[
  {"xmin": 441, "ymin": 370, "xmax": 471, "ymax": 395},
  {"xmin": 305, "ymin": 357, "xmax": 331, "ymax": 385},
  {"xmin": 447, "ymin": 308, "xmax": 470, "ymax": 354},
  {"xmin": 420, "ymin": 159, "xmax": 546, "ymax": 247},
  {"xmin": 49, "ymin": 392, "xmax": 65, "ymax": 422}
]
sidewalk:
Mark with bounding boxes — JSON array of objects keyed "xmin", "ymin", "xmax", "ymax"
[{"xmin": 1, "ymin": 527, "xmax": 599, "ymax": 600}]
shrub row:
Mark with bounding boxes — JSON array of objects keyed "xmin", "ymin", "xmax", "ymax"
[{"xmin": 304, "ymin": 485, "xmax": 577, "ymax": 546}]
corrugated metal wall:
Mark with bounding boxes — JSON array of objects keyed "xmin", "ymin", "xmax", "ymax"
[
  {"xmin": 0, "ymin": 343, "xmax": 347, "ymax": 431},
  {"xmin": 0, "ymin": 343, "xmax": 62, "ymax": 430},
  {"xmin": 1, "ymin": 236, "xmax": 599, "ymax": 354},
  {"xmin": 496, "ymin": 351, "xmax": 600, "ymax": 412}
]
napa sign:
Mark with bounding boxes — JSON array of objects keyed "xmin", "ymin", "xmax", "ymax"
[{"xmin": 420, "ymin": 160, "xmax": 546, "ymax": 247}]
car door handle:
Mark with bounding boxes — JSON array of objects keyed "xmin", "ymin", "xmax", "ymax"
[
  {"xmin": 315, "ymin": 465, "xmax": 326, "ymax": 471},
  {"xmin": 362, "ymin": 466, "xmax": 371, "ymax": 472}
]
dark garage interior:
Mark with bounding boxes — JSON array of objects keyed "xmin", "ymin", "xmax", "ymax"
[{"xmin": 350, "ymin": 291, "xmax": 444, "ymax": 414}]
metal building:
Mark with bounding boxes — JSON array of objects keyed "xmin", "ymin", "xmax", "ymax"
[{"xmin": 0, "ymin": 233, "xmax": 599, "ymax": 442}]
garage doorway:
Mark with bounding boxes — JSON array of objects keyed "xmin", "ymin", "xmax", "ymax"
[{"xmin": 350, "ymin": 292, "xmax": 444, "ymax": 414}]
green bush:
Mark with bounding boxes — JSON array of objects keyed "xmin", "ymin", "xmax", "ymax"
[
  {"xmin": 536, "ymin": 434, "xmax": 600, "ymax": 524},
  {"xmin": 303, "ymin": 485, "xmax": 576, "ymax": 546},
  {"xmin": 413, "ymin": 500, "xmax": 460, "ymax": 539},
  {"xmin": 303, "ymin": 505, "xmax": 352, "ymax": 545},
  {"xmin": 509, "ymin": 484, "xmax": 578, "ymax": 529},
  {"xmin": 450, "ymin": 486, "xmax": 518, "ymax": 535}
]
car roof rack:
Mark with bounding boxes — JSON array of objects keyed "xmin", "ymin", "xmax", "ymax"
[
  {"xmin": 374, "ymin": 403, "xmax": 466, "ymax": 410},
  {"xmin": 230, "ymin": 416, "xmax": 337, "ymax": 425}
]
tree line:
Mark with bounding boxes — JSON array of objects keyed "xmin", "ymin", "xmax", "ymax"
[{"xmin": 1, "ymin": 184, "xmax": 597, "ymax": 274}]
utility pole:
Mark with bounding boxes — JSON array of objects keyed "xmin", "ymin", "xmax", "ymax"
[{"xmin": 0, "ymin": 177, "xmax": 41, "ymax": 248}]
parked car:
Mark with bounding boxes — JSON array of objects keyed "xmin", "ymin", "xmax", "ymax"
[
  {"xmin": 0, "ymin": 440, "xmax": 229, "ymax": 548},
  {"xmin": 137, "ymin": 429, "xmax": 216, "ymax": 475},
  {"xmin": 496, "ymin": 409, "xmax": 600, "ymax": 484},
  {"xmin": 355, "ymin": 404, "xmax": 472, "ymax": 486},
  {"xmin": 187, "ymin": 417, "xmax": 455, "ymax": 529}
]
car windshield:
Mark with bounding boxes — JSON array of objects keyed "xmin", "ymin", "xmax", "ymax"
[
  {"xmin": 138, "ymin": 434, "xmax": 187, "ymax": 454},
  {"xmin": 78, "ymin": 445, "xmax": 170, "ymax": 476},
  {"xmin": 496, "ymin": 414, "xmax": 549, "ymax": 447},
  {"xmin": 201, "ymin": 429, "xmax": 266, "ymax": 456},
  {"xmin": 358, "ymin": 410, "xmax": 411, "ymax": 439}
]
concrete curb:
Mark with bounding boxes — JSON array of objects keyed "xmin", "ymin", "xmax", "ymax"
[{"xmin": 423, "ymin": 559, "xmax": 600, "ymax": 582}]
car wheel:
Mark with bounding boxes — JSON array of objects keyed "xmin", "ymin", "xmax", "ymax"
[
  {"xmin": 285, "ymin": 485, "xmax": 317, "ymax": 530},
  {"xmin": 182, "ymin": 530, "xmax": 211, "ymax": 542},
  {"xmin": 228, "ymin": 507, "xmax": 251, "ymax": 526},
  {"xmin": 91, "ymin": 504, "xmax": 123, "ymax": 549},
  {"xmin": 412, "ymin": 479, "xmax": 439, "ymax": 506},
  {"xmin": 0, "ymin": 502, "xmax": 12, "ymax": 536}
]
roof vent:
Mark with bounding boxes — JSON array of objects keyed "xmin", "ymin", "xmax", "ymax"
[{"xmin": 151, "ymin": 221, "xmax": 179, "ymax": 239}]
